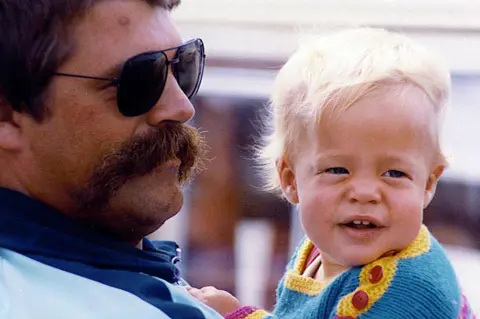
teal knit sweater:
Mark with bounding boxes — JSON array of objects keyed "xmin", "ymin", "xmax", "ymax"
[{"xmin": 226, "ymin": 226, "xmax": 476, "ymax": 319}]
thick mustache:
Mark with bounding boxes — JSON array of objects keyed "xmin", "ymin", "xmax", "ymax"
[
  {"xmin": 99, "ymin": 122, "xmax": 203, "ymax": 188},
  {"xmin": 73, "ymin": 122, "xmax": 205, "ymax": 212}
]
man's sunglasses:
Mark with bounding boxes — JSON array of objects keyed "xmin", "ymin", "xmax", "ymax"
[{"xmin": 54, "ymin": 38, "xmax": 205, "ymax": 117}]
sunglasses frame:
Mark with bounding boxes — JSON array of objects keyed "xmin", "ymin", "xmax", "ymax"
[{"xmin": 54, "ymin": 38, "xmax": 205, "ymax": 116}]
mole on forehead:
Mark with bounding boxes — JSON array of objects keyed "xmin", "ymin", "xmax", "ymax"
[{"xmin": 117, "ymin": 16, "xmax": 131, "ymax": 26}]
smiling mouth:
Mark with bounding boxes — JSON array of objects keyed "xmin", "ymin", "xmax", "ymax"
[{"xmin": 343, "ymin": 220, "xmax": 378, "ymax": 229}]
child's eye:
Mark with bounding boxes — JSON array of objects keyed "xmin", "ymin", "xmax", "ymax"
[
  {"xmin": 324, "ymin": 167, "xmax": 349, "ymax": 175},
  {"xmin": 383, "ymin": 170, "xmax": 407, "ymax": 178}
]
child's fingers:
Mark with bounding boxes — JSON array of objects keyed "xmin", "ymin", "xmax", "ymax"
[
  {"xmin": 186, "ymin": 287, "xmax": 206, "ymax": 302},
  {"xmin": 200, "ymin": 286, "xmax": 218, "ymax": 293}
]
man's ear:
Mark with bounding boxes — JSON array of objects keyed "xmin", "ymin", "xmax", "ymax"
[
  {"xmin": 277, "ymin": 157, "xmax": 299, "ymax": 204},
  {"xmin": 0, "ymin": 98, "xmax": 23, "ymax": 152},
  {"xmin": 424, "ymin": 165, "xmax": 445, "ymax": 208}
]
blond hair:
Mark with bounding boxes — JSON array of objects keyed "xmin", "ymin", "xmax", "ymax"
[{"xmin": 259, "ymin": 27, "xmax": 451, "ymax": 194}]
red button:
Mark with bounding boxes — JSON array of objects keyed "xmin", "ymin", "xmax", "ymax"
[
  {"xmin": 369, "ymin": 265, "xmax": 383, "ymax": 283},
  {"xmin": 352, "ymin": 290, "xmax": 369, "ymax": 309},
  {"xmin": 333, "ymin": 316, "xmax": 356, "ymax": 319}
]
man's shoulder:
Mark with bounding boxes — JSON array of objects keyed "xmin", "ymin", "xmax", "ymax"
[
  {"xmin": 0, "ymin": 248, "xmax": 171, "ymax": 318},
  {"xmin": 0, "ymin": 248, "xmax": 221, "ymax": 319}
]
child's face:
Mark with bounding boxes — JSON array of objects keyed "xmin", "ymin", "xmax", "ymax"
[{"xmin": 282, "ymin": 87, "xmax": 443, "ymax": 269}]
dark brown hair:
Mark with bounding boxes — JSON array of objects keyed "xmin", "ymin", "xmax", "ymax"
[{"xmin": 0, "ymin": 0, "xmax": 180, "ymax": 120}]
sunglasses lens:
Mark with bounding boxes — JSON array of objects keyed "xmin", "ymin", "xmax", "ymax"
[
  {"xmin": 173, "ymin": 39, "xmax": 205, "ymax": 99},
  {"xmin": 117, "ymin": 53, "xmax": 168, "ymax": 117},
  {"xmin": 116, "ymin": 39, "xmax": 204, "ymax": 117}
]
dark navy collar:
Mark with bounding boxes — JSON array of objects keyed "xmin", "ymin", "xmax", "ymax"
[
  {"xmin": 0, "ymin": 187, "xmax": 207, "ymax": 318},
  {"xmin": 0, "ymin": 187, "xmax": 180, "ymax": 282}
]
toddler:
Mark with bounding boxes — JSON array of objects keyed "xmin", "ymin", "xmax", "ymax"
[{"xmin": 188, "ymin": 27, "xmax": 476, "ymax": 319}]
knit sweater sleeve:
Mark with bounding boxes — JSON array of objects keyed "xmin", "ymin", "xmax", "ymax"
[
  {"xmin": 223, "ymin": 276, "xmax": 476, "ymax": 319},
  {"xmin": 224, "ymin": 306, "xmax": 273, "ymax": 319},
  {"xmin": 331, "ymin": 258, "xmax": 464, "ymax": 319},
  {"xmin": 352, "ymin": 272, "xmax": 462, "ymax": 319},
  {"xmin": 329, "ymin": 228, "xmax": 470, "ymax": 319}
]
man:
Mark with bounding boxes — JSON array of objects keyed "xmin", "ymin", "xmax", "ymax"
[{"xmin": 0, "ymin": 1, "xmax": 222, "ymax": 318}]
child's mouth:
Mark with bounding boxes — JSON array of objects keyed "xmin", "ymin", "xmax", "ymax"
[{"xmin": 343, "ymin": 220, "xmax": 378, "ymax": 229}]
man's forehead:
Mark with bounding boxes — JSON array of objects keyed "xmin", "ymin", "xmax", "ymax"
[{"xmin": 63, "ymin": 1, "xmax": 182, "ymax": 73}]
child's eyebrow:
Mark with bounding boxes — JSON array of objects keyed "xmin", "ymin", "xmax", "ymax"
[
  {"xmin": 313, "ymin": 153, "xmax": 352, "ymax": 165},
  {"xmin": 313, "ymin": 153, "xmax": 418, "ymax": 167},
  {"xmin": 379, "ymin": 155, "xmax": 417, "ymax": 167}
]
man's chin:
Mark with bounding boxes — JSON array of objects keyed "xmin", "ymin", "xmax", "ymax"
[{"xmin": 102, "ymin": 181, "xmax": 184, "ymax": 240}]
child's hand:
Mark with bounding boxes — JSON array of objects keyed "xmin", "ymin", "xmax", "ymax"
[{"xmin": 186, "ymin": 286, "xmax": 242, "ymax": 316}]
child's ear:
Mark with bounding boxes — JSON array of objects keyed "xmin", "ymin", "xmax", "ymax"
[
  {"xmin": 277, "ymin": 157, "xmax": 299, "ymax": 204},
  {"xmin": 424, "ymin": 165, "xmax": 445, "ymax": 208}
]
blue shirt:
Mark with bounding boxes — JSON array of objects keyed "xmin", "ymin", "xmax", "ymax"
[{"xmin": 0, "ymin": 187, "xmax": 223, "ymax": 319}]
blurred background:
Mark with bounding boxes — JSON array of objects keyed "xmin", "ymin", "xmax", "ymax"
[{"xmin": 152, "ymin": 0, "xmax": 480, "ymax": 313}]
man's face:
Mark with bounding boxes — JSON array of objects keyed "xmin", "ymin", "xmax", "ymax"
[{"xmin": 15, "ymin": 0, "xmax": 205, "ymax": 243}]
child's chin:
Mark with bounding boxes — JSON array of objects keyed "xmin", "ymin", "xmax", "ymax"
[{"xmin": 338, "ymin": 250, "xmax": 389, "ymax": 267}]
